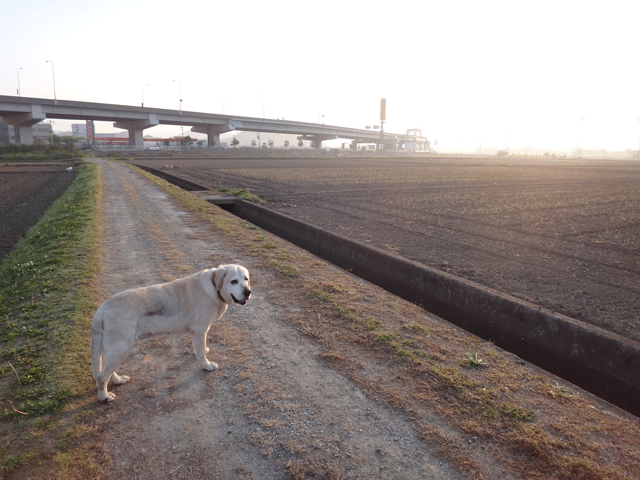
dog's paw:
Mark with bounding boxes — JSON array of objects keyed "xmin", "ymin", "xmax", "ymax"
[
  {"xmin": 112, "ymin": 374, "xmax": 130, "ymax": 385},
  {"xmin": 203, "ymin": 361, "xmax": 218, "ymax": 371},
  {"xmin": 99, "ymin": 392, "xmax": 116, "ymax": 403},
  {"xmin": 205, "ymin": 347, "xmax": 210, "ymax": 353}
]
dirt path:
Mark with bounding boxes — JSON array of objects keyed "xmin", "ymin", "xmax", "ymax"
[{"xmin": 92, "ymin": 158, "xmax": 466, "ymax": 479}]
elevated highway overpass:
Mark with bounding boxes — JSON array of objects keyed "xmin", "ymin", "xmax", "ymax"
[{"xmin": 0, "ymin": 95, "xmax": 428, "ymax": 150}]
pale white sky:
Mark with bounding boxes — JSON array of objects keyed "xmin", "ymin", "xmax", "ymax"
[{"xmin": 1, "ymin": 0, "xmax": 639, "ymax": 152}]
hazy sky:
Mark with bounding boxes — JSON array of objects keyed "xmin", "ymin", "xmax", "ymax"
[{"xmin": 1, "ymin": 0, "xmax": 639, "ymax": 152}]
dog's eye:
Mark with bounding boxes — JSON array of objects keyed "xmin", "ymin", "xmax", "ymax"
[{"xmin": 231, "ymin": 280, "xmax": 238, "ymax": 285}]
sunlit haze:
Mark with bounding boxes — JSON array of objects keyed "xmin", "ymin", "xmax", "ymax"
[{"xmin": 2, "ymin": 0, "xmax": 639, "ymax": 153}]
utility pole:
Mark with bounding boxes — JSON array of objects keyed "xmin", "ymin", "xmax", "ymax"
[
  {"xmin": 637, "ymin": 117, "xmax": 640, "ymax": 159},
  {"xmin": 46, "ymin": 60, "xmax": 57, "ymax": 104},
  {"xmin": 173, "ymin": 79, "xmax": 182, "ymax": 115},
  {"xmin": 380, "ymin": 98, "xmax": 386, "ymax": 151}
]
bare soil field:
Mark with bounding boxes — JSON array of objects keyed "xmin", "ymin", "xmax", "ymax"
[
  {"xmin": 0, "ymin": 161, "xmax": 77, "ymax": 262},
  {"xmin": 131, "ymin": 156, "xmax": 640, "ymax": 344}
]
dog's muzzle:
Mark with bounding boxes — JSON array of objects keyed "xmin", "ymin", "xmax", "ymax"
[{"xmin": 232, "ymin": 288, "xmax": 251, "ymax": 305}]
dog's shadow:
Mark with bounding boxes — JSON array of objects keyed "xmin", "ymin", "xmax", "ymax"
[{"xmin": 114, "ymin": 341, "xmax": 220, "ymax": 405}]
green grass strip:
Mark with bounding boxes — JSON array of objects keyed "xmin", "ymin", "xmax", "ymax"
[
  {"xmin": 0, "ymin": 160, "xmax": 100, "ymax": 419},
  {"xmin": 0, "ymin": 145, "xmax": 84, "ymax": 162}
]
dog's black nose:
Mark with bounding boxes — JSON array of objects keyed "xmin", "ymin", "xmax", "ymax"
[{"xmin": 245, "ymin": 288, "xmax": 252, "ymax": 297}]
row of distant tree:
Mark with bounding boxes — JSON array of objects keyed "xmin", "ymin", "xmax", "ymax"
[
  {"xmin": 159, "ymin": 136, "xmax": 306, "ymax": 148},
  {"xmin": 47, "ymin": 134, "xmax": 309, "ymax": 149},
  {"xmin": 160, "ymin": 136, "xmax": 203, "ymax": 147},
  {"xmin": 231, "ymin": 138, "xmax": 305, "ymax": 148}
]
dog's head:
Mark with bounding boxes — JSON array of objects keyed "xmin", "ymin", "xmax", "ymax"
[{"xmin": 213, "ymin": 264, "xmax": 251, "ymax": 306}]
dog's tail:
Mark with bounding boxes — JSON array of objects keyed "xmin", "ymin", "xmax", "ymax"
[{"xmin": 90, "ymin": 306, "xmax": 104, "ymax": 380}]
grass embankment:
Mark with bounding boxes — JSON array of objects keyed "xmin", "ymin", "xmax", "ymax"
[
  {"xmin": 130, "ymin": 162, "xmax": 639, "ymax": 480},
  {"xmin": 0, "ymin": 145, "xmax": 83, "ymax": 162},
  {"xmin": 0, "ymin": 160, "xmax": 105, "ymax": 478}
]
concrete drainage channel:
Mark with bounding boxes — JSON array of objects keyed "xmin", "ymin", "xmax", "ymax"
[{"xmin": 138, "ymin": 165, "xmax": 640, "ymax": 417}]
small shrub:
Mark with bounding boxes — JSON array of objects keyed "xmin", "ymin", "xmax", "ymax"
[{"xmin": 464, "ymin": 352, "xmax": 488, "ymax": 368}]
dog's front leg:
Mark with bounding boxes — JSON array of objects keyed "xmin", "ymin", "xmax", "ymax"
[{"xmin": 191, "ymin": 330, "xmax": 218, "ymax": 371}]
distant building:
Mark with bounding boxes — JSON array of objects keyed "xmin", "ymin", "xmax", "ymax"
[
  {"xmin": 401, "ymin": 129, "xmax": 429, "ymax": 152},
  {"xmin": 33, "ymin": 123, "xmax": 53, "ymax": 143},
  {"xmin": 71, "ymin": 123, "xmax": 87, "ymax": 138}
]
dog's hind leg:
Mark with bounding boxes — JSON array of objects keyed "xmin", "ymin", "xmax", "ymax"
[
  {"xmin": 96, "ymin": 340, "xmax": 134, "ymax": 402},
  {"xmin": 191, "ymin": 329, "xmax": 218, "ymax": 371}
]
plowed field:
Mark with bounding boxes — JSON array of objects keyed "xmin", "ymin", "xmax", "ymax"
[
  {"xmin": 132, "ymin": 156, "xmax": 640, "ymax": 344},
  {"xmin": 0, "ymin": 162, "xmax": 77, "ymax": 262}
]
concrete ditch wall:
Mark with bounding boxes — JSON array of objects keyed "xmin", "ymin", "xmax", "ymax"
[
  {"xmin": 136, "ymin": 164, "xmax": 640, "ymax": 416},
  {"xmin": 136, "ymin": 164, "xmax": 205, "ymax": 192},
  {"xmin": 228, "ymin": 200, "xmax": 640, "ymax": 417}
]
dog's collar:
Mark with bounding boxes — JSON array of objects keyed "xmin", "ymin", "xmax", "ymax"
[{"xmin": 213, "ymin": 274, "xmax": 227, "ymax": 304}]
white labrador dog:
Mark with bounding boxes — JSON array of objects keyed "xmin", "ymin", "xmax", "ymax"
[{"xmin": 90, "ymin": 264, "xmax": 251, "ymax": 402}]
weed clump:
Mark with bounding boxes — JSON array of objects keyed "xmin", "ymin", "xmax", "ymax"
[
  {"xmin": 463, "ymin": 352, "xmax": 488, "ymax": 368},
  {"xmin": 218, "ymin": 187, "xmax": 262, "ymax": 203}
]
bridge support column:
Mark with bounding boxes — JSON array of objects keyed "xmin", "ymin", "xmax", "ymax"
[
  {"xmin": 191, "ymin": 124, "xmax": 235, "ymax": 147},
  {"xmin": 298, "ymin": 134, "xmax": 338, "ymax": 149},
  {"xmin": 114, "ymin": 114, "xmax": 159, "ymax": 149},
  {"xmin": 127, "ymin": 128, "xmax": 145, "ymax": 149},
  {"xmin": 15, "ymin": 125, "xmax": 34, "ymax": 145},
  {"xmin": 1, "ymin": 104, "xmax": 46, "ymax": 145}
]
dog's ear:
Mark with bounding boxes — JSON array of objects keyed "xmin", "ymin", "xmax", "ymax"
[{"xmin": 213, "ymin": 265, "xmax": 228, "ymax": 292}]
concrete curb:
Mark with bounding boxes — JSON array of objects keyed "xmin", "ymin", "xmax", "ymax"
[{"xmin": 135, "ymin": 164, "xmax": 205, "ymax": 191}]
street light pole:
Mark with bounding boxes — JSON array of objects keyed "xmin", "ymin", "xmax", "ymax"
[
  {"xmin": 380, "ymin": 98, "xmax": 386, "ymax": 151},
  {"xmin": 173, "ymin": 80, "xmax": 182, "ymax": 114},
  {"xmin": 258, "ymin": 93, "xmax": 265, "ymax": 119},
  {"xmin": 45, "ymin": 60, "xmax": 56, "ymax": 103},
  {"xmin": 17, "ymin": 68, "xmax": 22, "ymax": 96},
  {"xmin": 637, "ymin": 117, "xmax": 640, "ymax": 157},
  {"xmin": 142, "ymin": 84, "xmax": 148, "ymax": 107}
]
